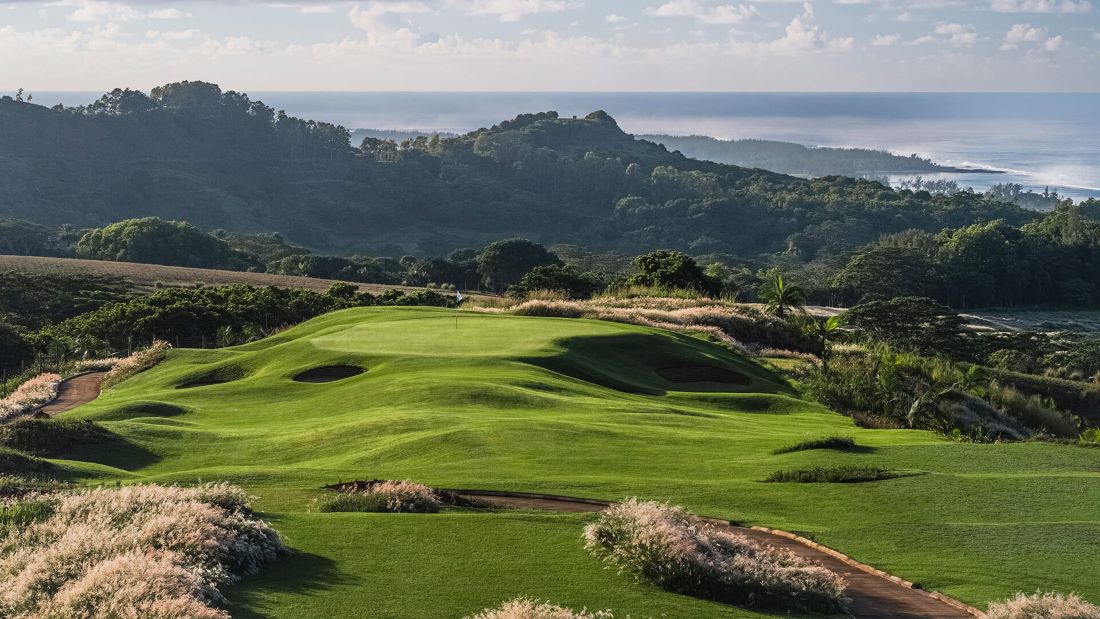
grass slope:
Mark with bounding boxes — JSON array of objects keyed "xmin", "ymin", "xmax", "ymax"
[{"xmin": 50, "ymin": 307, "xmax": 1100, "ymax": 617}]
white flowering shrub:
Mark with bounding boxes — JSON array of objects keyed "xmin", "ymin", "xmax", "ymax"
[
  {"xmin": 101, "ymin": 341, "xmax": 172, "ymax": 389},
  {"xmin": 0, "ymin": 482, "xmax": 283, "ymax": 618},
  {"xmin": 987, "ymin": 592, "xmax": 1100, "ymax": 619},
  {"xmin": 584, "ymin": 498, "xmax": 846, "ymax": 613},
  {"xmin": 469, "ymin": 598, "xmax": 613, "ymax": 619},
  {"xmin": 0, "ymin": 374, "xmax": 61, "ymax": 423}
]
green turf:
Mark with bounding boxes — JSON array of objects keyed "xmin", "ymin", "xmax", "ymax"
[{"xmin": 49, "ymin": 307, "xmax": 1100, "ymax": 617}]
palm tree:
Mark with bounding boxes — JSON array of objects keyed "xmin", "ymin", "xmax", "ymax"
[
  {"xmin": 761, "ymin": 272, "xmax": 806, "ymax": 318},
  {"xmin": 789, "ymin": 312, "xmax": 845, "ymax": 372}
]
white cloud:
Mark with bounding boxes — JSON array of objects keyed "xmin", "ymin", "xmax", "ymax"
[
  {"xmin": 647, "ymin": 0, "xmax": 760, "ymax": 25},
  {"xmin": 147, "ymin": 8, "xmax": 189, "ymax": 19},
  {"xmin": 991, "ymin": 0, "xmax": 1092, "ymax": 12},
  {"xmin": 65, "ymin": 1, "xmax": 142, "ymax": 22},
  {"xmin": 145, "ymin": 28, "xmax": 198, "ymax": 39},
  {"xmin": 1000, "ymin": 23, "xmax": 1044, "ymax": 49},
  {"xmin": 348, "ymin": 1, "xmax": 429, "ymax": 40},
  {"xmin": 934, "ymin": 22, "xmax": 977, "ymax": 46},
  {"xmin": 299, "ymin": 5, "xmax": 337, "ymax": 13},
  {"xmin": 895, "ymin": 10, "xmax": 912, "ymax": 20},
  {"xmin": 605, "ymin": 13, "xmax": 627, "ymax": 23},
  {"xmin": 1043, "ymin": 34, "xmax": 1064, "ymax": 49},
  {"xmin": 872, "ymin": 33, "xmax": 899, "ymax": 45},
  {"xmin": 756, "ymin": 3, "xmax": 853, "ymax": 52},
  {"xmin": 446, "ymin": 0, "xmax": 573, "ymax": 22}
]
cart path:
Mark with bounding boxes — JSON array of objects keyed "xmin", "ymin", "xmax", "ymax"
[
  {"xmin": 454, "ymin": 490, "xmax": 983, "ymax": 619},
  {"xmin": 38, "ymin": 372, "xmax": 107, "ymax": 416}
]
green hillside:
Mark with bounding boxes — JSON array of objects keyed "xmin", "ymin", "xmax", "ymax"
[
  {"xmin": 48, "ymin": 308, "xmax": 1100, "ymax": 617},
  {"xmin": 0, "ymin": 83, "xmax": 1036, "ymax": 258}
]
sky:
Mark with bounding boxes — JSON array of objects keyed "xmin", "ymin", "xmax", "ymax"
[{"xmin": 0, "ymin": 0, "xmax": 1098, "ymax": 91}]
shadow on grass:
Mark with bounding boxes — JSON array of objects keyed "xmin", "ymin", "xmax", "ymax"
[{"xmin": 223, "ymin": 550, "xmax": 350, "ymax": 619}]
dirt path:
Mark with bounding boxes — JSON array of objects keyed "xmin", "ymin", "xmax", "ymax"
[
  {"xmin": 37, "ymin": 372, "xmax": 107, "ymax": 416},
  {"xmin": 455, "ymin": 490, "xmax": 981, "ymax": 619}
]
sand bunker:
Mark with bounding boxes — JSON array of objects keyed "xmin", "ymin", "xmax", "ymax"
[
  {"xmin": 656, "ymin": 366, "xmax": 751, "ymax": 391},
  {"xmin": 293, "ymin": 365, "xmax": 365, "ymax": 383}
]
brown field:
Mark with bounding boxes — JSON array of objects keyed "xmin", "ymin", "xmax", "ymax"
[{"xmin": 0, "ymin": 255, "xmax": 421, "ymax": 295}]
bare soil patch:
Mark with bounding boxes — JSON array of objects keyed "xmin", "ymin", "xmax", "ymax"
[
  {"xmin": 293, "ymin": 366, "xmax": 365, "ymax": 383},
  {"xmin": 657, "ymin": 365, "xmax": 751, "ymax": 390},
  {"xmin": 37, "ymin": 372, "xmax": 106, "ymax": 416}
]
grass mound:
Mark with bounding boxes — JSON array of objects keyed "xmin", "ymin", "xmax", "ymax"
[
  {"xmin": 0, "ymin": 448, "xmax": 54, "ymax": 476},
  {"xmin": 320, "ymin": 480, "xmax": 441, "ymax": 513},
  {"xmin": 987, "ymin": 591, "xmax": 1100, "ymax": 619},
  {"xmin": 0, "ymin": 483, "xmax": 282, "ymax": 619},
  {"xmin": 771, "ymin": 435, "xmax": 860, "ymax": 455},
  {"xmin": 583, "ymin": 498, "xmax": 846, "ymax": 613},
  {"xmin": 177, "ymin": 364, "xmax": 251, "ymax": 389},
  {"xmin": 764, "ymin": 466, "xmax": 905, "ymax": 483},
  {"xmin": 0, "ymin": 418, "xmax": 112, "ymax": 457},
  {"xmin": 468, "ymin": 598, "xmax": 614, "ymax": 619}
]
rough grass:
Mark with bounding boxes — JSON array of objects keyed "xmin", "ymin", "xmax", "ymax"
[
  {"xmin": 763, "ymin": 466, "xmax": 905, "ymax": 483},
  {"xmin": 583, "ymin": 499, "xmax": 846, "ymax": 613},
  {"xmin": 0, "ymin": 418, "xmax": 112, "ymax": 456},
  {"xmin": 771, "ymin": 436, "xmax": 858, "ymax": 455},
  {"xmin": 0, "ymin": 373, "xmax": 60, "ymax": 422},
  {"xmin": 101, "ymin": 341, "xmax": 172, "ymax": 389}
]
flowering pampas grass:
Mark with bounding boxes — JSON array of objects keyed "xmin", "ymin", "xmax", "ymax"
[
  {"xmin": 320, "ymin": 480, "xmax": 443, "ymax": 514},
  {"xmin": 0, "ymin": 482, "xmax": 282, "ymax": 619},
  {"xmin": 583, "ymin": 498, "xmax": 846, "ymax": 613},
  {"xmin": 987, "ymin": 592, "xmax": 1100, "ymax": 619},
  {"xmin": 0, "ymin": 374, "xmax": 61, "ymax": 423},
  {"xmin": 101, "ymin": 340, "xmax": 172, "ymax": 389},
  {"xmin": 468, "ymin": 598, "xmax": 613, "ymax": 619}
]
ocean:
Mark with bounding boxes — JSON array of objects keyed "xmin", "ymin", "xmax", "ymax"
[{"xmin": 35, "ymin": 92, "xmax": 1100, "ymax": 202}]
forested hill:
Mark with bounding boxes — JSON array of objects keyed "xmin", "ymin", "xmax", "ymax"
[{"xmin": 0, "ymin": 82, "xmax": 1036, "ymax": 258}]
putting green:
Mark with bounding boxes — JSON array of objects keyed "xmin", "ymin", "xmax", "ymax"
[{"xmin": 49, "ymin": 307, "xmax": 1100, "ymax": 617}]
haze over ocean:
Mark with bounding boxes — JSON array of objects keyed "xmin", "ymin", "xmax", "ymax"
[{"xmin": 37, "ymin": 91, "xmax": 1100, "ymax": 202}]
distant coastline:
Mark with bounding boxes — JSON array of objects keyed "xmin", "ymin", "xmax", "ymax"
[{"xmin": 638, "ymin": 134, "xmax": 1003, "ymax": 178}]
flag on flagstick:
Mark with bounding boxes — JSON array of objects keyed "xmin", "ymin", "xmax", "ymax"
[{"xmin": 454, "ymin": 290, "xmax": 463, "ymax": 328}]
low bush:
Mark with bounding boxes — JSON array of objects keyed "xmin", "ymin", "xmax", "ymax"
[
  {"xmin": 73, "ymin": 357, "xmax": 125, "ymax": 372},
  {"xmin": 986, "ymin": 591, "xmax": 1100, "ymax": 619},
  {"xmin": 468, "ymin": 598, "xmax": 613, "ymax": 619},
  {"xmin": 320, "ymin": 480, "xmax": 442, "ymax": 514},
  {"xmin": 0, "ymin": 474, "xmax": 70, "ymax": 499},
  {"xmin": 1080, "ymin": 428, "xmax": 1100, "ymax": 446},
  {"xmin": 0, "ymin": 373, "xmax": 60, "ymax": 422},
  {"xmin": 764, "ymin": 466, "xmax": 903, "ymax": 483},
  {"xmin": 583, "ymin": 498, "xmax": 846, "ymax": 613},
  {"xmin": 0, "ymin": 482, "xmax": 282, "ymax": 618},
  {"xmin": 0, "ymin": 418, "xmax": 112, "ymax": 456},
  {"xmin": 772, "ymin": 436, "xmax": 858, "ymax": 455},
  {"xmin": 101, "ymin": 340, "xmax": 171, "ymax": 389}
]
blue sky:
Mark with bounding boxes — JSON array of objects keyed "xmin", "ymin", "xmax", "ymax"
[{"xmin": 1, "ymin": 0, "xmax": 1098, "ymax": 90}]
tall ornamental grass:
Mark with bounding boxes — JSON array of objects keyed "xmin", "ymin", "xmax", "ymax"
[
  {"xmin": 101, "ymin": 340, "xmax": 172, "ymax": 389},
  {"xmin": 320, "ymin": 480, "xmax": 442, "ymax": 514},
  {"xmin": 468, "ymin": 598, "xmax": 613, "ymax": 619},
  {"xmin": 987, "ymin": 592, "xmax": 1100, "ymax": 619},
  {"xmin": 0, "ymin": 483, "xmax": 282, "ymax": 619},
  {"xmin": 583, "ymin": 498, "xmax": 846, "ymax": 613},
  {"xmin": 0, "ymin": 374, "xmax": 61, "ymax": 423}
]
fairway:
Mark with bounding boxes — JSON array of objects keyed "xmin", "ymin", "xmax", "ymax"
[{"xmin": 52, "ymin": 307, "xmax": 1100, "ymax": 617}]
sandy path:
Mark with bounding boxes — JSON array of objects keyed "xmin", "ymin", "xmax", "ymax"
[
  {"xmin": 38, "ymin": 372, "xmax": 107, "ymax": 416},
  {"xmin": 455, "ymin": 490, "xmax": 980, "ymax": 619}
]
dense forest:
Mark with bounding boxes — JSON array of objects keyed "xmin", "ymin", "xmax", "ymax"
[{"xmin": 0, "ymin": 81, "xmax": 1040, "ymax": 259}]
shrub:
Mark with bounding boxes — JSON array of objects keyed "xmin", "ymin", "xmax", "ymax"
[
  {"xmin": 1080, "ymin": 428, "xmax": 1100, "ymax": 446},
  {"xmin": 468, "ymin": 598, "xmax": 613, "ymax": 619},
  {"xmin": 987, "ymin": 591, "xmax": 1100, "ymax": 619},
  {"xmin": 74, "ymin": 357, "xmax": 125, "ymax": 372},
  {"xmin": 985, "ymin": 382, "xmax": 1080, "ymax": 439},
  {"xmin": 0, "ymin": 373, "xmax": 60, "ymax": 422},
  {"xmin": 772, "ymin": 436, "xmax": 857, "ymax": 455},
  {"xmin": 764, "ymin": 466, "xmax": 903, "ymax": 483},
  {"xmin": 0, "ymin": 483, "xmax": 283, "ymax": 618},
  {"xmin": 583, "ymin": 498, "xmax": 846, "ymax": 613},
  {"xmin": 101, "ymin": 341, "xmax": 171, "ymax": 389},
  {"xmin": 320, "ymin": 480, "xmax": 441, "ymax": 514}
]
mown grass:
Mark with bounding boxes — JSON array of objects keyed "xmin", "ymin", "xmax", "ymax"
[{"xmin": 37, "ymin": 306, "xmax": 1100, "ymax": 617}]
